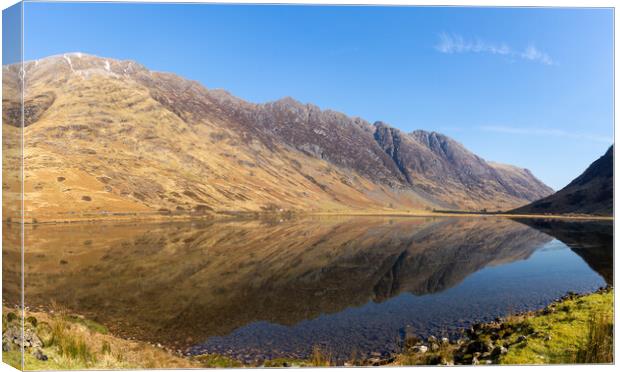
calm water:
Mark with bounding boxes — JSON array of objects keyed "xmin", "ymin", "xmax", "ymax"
[{"xmin": 5, "ymin": 216, "xmax": 612, "ymax": 363}]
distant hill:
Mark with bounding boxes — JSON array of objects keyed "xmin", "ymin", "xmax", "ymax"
[
  {"xmin": 2, "ymin": 53, "xmax": 553, "ymax": 221},
  {"xmin": 511, "ymin": 146, "xmax": 613, "ymax": 216}
]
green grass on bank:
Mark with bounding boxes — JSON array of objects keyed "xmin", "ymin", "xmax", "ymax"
[
  {"xmin": 3, "ymin": 349, "xmax": 67, "ymax": 371},
  {"xmin": 393, "ymin": 289, "xmax": 613, "ymax": 366},
  {"xmin": 499, "ymin": 291, "xmax": 613, "ymax": 364}
]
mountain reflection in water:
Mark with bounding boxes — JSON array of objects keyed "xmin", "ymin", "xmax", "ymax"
[{"xmin": 5, "ymin": 216, "xmax": 611, "ymax": 361}]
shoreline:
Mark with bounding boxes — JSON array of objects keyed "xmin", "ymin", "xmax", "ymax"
[
  {"xmin": 3, "ymin": 210, "xmax": 613, "ymax": 226},
  {"xmin": 309, "ymin": 211, "xmax": 613, "ymax": 221},
  {"xmin": 3, "ymin": 287, "xmax": 613, "ymax": 368}
]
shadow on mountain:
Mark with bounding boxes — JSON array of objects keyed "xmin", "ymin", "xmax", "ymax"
[
  {"xmin": 511, "ymin": 218, "xmax": 613, "ymax": 284},
  {"xmin": 19, "ymin": 217, "xmax": 551, "ymax": 348}
]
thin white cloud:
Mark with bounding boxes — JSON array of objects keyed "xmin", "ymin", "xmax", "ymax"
[
  {"xmin": 479, "ymin": 125, "xmax": 611, "ymax": 143},
  {"xmin": 520, "ymin": 45, "xmax": 553, "ymax": 65},
  {"xmin": 435, "ymin": 33, "xmax": 554, "ymax": 65},
  {"xmin": 436, "ymin": 33, "xmax": 511, "ymax": 55}
]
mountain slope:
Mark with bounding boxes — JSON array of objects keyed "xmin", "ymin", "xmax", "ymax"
[
  {"xmin": 2, "ymin": 53, "xmax": 553, "ymax": 221},
  {"xmin": 511, "ymin": 146, "xmax": 613, "ymax": 216}
]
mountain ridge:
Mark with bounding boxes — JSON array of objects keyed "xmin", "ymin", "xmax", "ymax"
[{"xmin": 2, "ymin": 53, "xmax": 554, "ymax": 220}]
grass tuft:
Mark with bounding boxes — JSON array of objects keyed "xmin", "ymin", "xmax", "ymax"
[
  {"xmin": 574, "ymin": 311, "xmax": 613, "ymax": 363},
  {"xmin": 310, "ymin": 345, "xmax": 333, "ymax": 366},
  {"xmin": 49, "ymin": 317, "xmax": 93, "ymax": 364},
  {"xmin": 101, "ymin": 340, "xmax": 112, "ymax": 355}
]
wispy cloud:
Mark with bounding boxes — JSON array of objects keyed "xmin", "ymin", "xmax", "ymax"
[
  {"xmin": 520, "ymin": 45, "xmax": 553, "ymax": 65},
  {"xmin": 435, "ymin": 33, "xmax": 554, "ymax": 65},
  {"xmin": 479, "ymin": 125, "xmax": 611, "ymax": 143},
  {"xmin": 436, "ymin": 33, "xmax": 511, "ymax": 55}
]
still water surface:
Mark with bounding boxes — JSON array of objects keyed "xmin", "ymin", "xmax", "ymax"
[{"xmin": 5, "ymin": 216, "xmax": 611, "ymax": 362}]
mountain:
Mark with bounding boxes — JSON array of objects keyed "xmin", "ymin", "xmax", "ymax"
[
  {"xmin": 511, "ymin": 146, "xmax": 613, "ymax": 216},
  {"xmin": 2, "ymin": 53, "xmax": 553, "ymax": 221}
]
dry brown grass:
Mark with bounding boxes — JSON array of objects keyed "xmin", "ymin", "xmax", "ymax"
[
  {"xmin": 310, "ymin": 345, "xmax": 334, "ymax": 367},
  {"xmin": 3, "ymin": 306, "xmax": 198, "ymax": 370}
]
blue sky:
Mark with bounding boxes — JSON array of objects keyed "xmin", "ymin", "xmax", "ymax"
[{"xmin": 12, "ymin": 3, "xmax": 615, "ymax": 190}]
